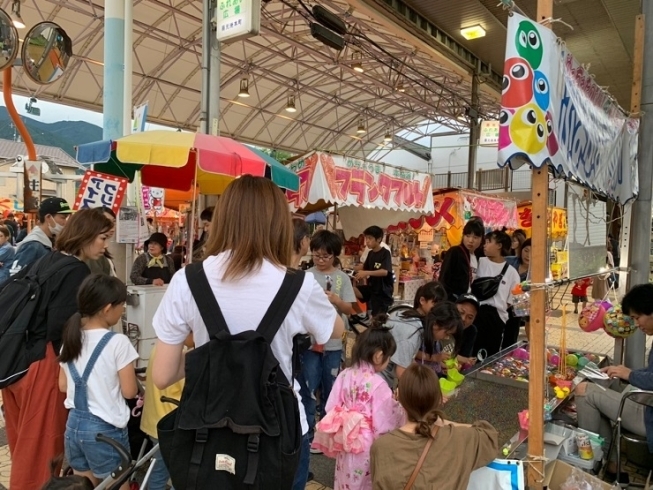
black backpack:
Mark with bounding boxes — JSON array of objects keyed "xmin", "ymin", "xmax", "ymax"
[
  {"xmin": 157, "ymin": 262, "xmax": 305, "ymax": 489},
  {"xmin": 0, "ymin": 253, "xmax": 77, "ymax": 388}
]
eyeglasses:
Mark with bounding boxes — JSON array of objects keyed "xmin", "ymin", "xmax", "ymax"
[{"xmin": 313, "ymin": 254, "xmax": 333, "ymax": 262}]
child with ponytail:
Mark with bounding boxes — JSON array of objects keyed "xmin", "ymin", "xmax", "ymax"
[
  {"xmin": 312, "ymin": 316, "xmax": 405, "ymax": 490},
  {"xmin": 58, "ymin": 274, "xmax": 139, "ymax": 489},
  {"xmin": 370, "ymin": 364, "xmax": 499, "ymax": 490}
]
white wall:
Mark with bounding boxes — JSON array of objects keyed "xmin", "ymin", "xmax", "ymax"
[
  {"xmin": 368, "ymin": 147, "xmax": 430, "ymax": 173},
  {"xmin": 430, "ymin": 133, "xmax": 500, "ymax": 174}
]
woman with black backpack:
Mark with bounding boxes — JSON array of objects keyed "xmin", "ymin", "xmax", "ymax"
[
  {"xmin": 1, "ymin": 207, "xmax": 114, "ymax": 490},
  {"xmin": 151, "ymin": 176, "xmax": 344, "ymax": 489}
]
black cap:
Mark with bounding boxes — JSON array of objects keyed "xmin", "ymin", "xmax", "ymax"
[
  {"xmin": 145, "ymin": 232, "xmax": 168, "ymax": 252},
  {"xmin": 39, "ymin": 197, "xmax": 73, "ymax": 221},
  {"xmin": 456, "ymin": 294, "xmax": 480, "ymax": 311}
]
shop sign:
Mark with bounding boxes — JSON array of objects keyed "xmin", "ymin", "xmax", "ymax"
[
  {"xmin": 73, "ymin": 170, "xmax": 128, "ymax": 214},
  {"xmin": 216, "ymin": 0, "xmax": 260, "ymax": 42},
  {"xmin": 479, "ymin": 120, "xmax": 500, "ymax": 146},
  {"xmin": 517, "ymin": 204, "xmax": 567, "ymax": 240},
  {"xmin": 498, "ymin": 13, "xmax": 638, "ymax": 203},
  {"xmin": 287, "ymin": 152, "xmax": 433, "ymax": 214}
]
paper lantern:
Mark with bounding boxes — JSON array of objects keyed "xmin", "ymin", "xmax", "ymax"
[
  {"xmin": 603, "ymin": 305, "xmax": 637, "ymax": 338},
  {"xmin": 578, "ymin": 302, "xmax": 607, "ymax": 332}
]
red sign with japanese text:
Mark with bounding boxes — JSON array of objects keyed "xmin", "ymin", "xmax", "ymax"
[
  {"xmin": 286, "ymin": 152, "xmax": 434, "ymax": 215},
  {"xmin": 73, "ymin": 170, "xmax": 128, "ymax": 214}
]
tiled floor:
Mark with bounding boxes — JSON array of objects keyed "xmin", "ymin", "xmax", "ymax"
[{"xmin": 0, "ymin": 287, "xmax": 650, "ymax": 490}]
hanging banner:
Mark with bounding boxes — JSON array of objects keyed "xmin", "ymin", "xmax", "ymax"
[
  {"xmin": 133, "ymin": 102, "xmax": 148, "ymax": 133},
  {"xmin": 517, "ymin": 203, "xmax": 567, "ymax": 240},
  {"xmin": 73, "ymin": 170, "xmax": 128, "ymax": 214},
  {"xmin": 498, "ymin": 13, "xmax": 638, "ymax": 203},
  {"xmin": 140, "ymin": 186, "xmax": 165, "ymax": 212}
]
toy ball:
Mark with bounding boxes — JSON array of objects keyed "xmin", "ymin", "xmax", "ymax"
[
  {"xmin": 603, "ymin": 305, "xmax": 637, "ymax": 338},
  {"xmin": 577, "ymin": 357, "xmax": 590, "ymax": 369},
  {"xmin": 513, "ymin": 347, "xmax": 530, "ymax": 360},
  {"xmin": 578, "ymin": 302, "xmax": 607, "ymax": 332},
  {"xmin": 565, "ymin": 354, "xmax": 578, "ymax": 367},
  {"xmin": 549, "ymin": 354, "xmax": 560, "ymax": 366}
]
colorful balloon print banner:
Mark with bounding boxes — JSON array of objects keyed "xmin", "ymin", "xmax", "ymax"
[{"xmin": 498, "ymin": 13, "xmax": 639, "ymax": 204}]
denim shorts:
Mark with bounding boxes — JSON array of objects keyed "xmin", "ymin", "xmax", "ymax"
[{"xmin": 64, "ymin": 409, "xmax": 130, "ymax": 479}]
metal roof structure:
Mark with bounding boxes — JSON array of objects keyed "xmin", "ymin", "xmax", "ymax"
[{"xmin": 5, "ymin": 0, "xmax": 638, "ymax": 160}]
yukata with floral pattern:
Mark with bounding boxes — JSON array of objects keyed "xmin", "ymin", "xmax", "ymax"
[{"xmin": 312, "ymin": 362, "xmax": 404, "ymax": 490}]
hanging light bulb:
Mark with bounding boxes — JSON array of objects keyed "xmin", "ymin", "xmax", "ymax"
[
  {"xmin": 285, "ymin": 94, "xmax": 297, "ymax": 113},
  {"xmin": 396, "ymin": 82, "xmax": 405, "ymax": 93},
  {"xmin": 238, "ymin": 77, "xmax": 250, "ymax": 97},
  {"xmin": 352, "ymin": 51, "xmax": 364, "ymax": 73},
  {"xmin": 384, "ymin": 130, "xmax": 392, "ymax": 142},
  {"xmin": 11, "ymin": 0, "xmax": 25, "ymax": 29},
  {"xmin": 356, "ymin": 118, "xmax": 366, "ymax": 134}
]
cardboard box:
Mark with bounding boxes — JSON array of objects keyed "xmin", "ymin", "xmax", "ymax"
[{"xmin": 543, "ymin": 460, "xmax": 613, "ymax": 489}]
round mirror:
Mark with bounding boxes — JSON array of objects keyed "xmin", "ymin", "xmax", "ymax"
[
  {"xmin": 22, "ymin": 22, "xmax": 72, "ymax": 85},
  {"xmin": 0, "ymin": 9, "xmax": 19, "ymax": 71}
]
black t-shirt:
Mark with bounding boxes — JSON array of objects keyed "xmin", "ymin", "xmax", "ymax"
[
  {"xmin": 458, "ymin": 324, "xmax": 478, "ymax": 358},
  {"xmin": 364, "ymin": 248, "xmax": 394, "ymax": 298}
]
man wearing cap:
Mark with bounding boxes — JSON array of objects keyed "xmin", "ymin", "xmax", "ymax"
[
  {"xmin": 455, "ymin": 294, "xmax": 480, "ymax": 366},
  {"xmin": 9, "ymin": 198, "xmax": 73, "ymax": 276}
]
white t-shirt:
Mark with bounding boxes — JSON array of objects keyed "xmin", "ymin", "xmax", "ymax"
[
  {"xmin": 469, "ymin": 255, "xmax": 479, "ymax": 283},
  {"xmin": 62, "ymin": 329, "xmax": 139, "ymax": 428},
  {"xmin": 476, "ymin": 257, "xmax": 521, "ymax": 323},
  {"xmin": 152, "ymin": 252, "xmax": 337, "ymax": 435}
]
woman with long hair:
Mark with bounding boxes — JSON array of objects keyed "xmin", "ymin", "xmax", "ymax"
[
  {"xmin": 2, "ymin": 207, "xmax": 114, "ymax": 490},
  {"xmin": 438, "ymin": 217, "xmax": 484, "ymax": 300},
  {"xmin": 371, "ymin": 364, "xmax": 498, "ymax": 489},
  {"xmin": 151, "ymin": 175, "xmax": 345, "ymax": 490}
]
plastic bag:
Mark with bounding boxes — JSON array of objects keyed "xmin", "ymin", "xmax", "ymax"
[{"xmin": 559, "ymin": 465, "xmax": 620, "ymax": 490}]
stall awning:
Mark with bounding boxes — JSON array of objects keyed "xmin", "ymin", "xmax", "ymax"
[{"xmin": 286, "ymin": 151, "xmax": 434, "ymax": 238}]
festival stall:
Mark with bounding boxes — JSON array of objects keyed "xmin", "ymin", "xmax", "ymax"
[
  {"xmin": 441, "ymin": 10, "xmax": 640, "ymax": 486},
  {"xmin": 383, "ymin": 189, "xmax": 520, "ymax": 301},
  {"xmin": 286, "ymin": 151, "xmax": 434, "ymax": 240}
]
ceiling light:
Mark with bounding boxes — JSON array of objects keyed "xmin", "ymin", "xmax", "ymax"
[
  {"xmin": 356, "ymin": 118, "xmax": 366, "ymax": 134},
  {"xmin": 285, "ymin": 94, "xmax": 297, "ymax": 113},
  {"xmin": 396, "ymin": 82, "xmax": 405, "ymax": 93},
  {"xmin": 461, "ymin": 25, "xmax": 486, "ymax": 40},
  {"xmin": 384, "ymin": 130, "xmax": 392, "ymax": 142},
  {"xmin": 238, "ymin": 77, "xmax": 250, "ymax": 98},
  {"xmin": 11, "ymin": 0, "xmax": 25, "ymax": 29},
  {"xmin": 353, "ymin": 62, "xmax": 364, "ymax": 73},
  {"xmin": 351, "ymin": 51, "xmax": 364, "ymax": 73}
]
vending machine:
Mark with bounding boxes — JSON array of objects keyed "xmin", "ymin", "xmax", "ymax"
[{"xmin": 125, "ymin": 285, "xmax": 168, "ymax": 368}]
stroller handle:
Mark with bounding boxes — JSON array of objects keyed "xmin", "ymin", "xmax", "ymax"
[{"xmin": 95, "ymin": 433, "xmax": 132, "ymax": 478}]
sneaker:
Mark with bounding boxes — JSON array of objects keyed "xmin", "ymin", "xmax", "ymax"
[{"xmin": 310, "ymin": 447, "xmax": 323, "ymax": 454}]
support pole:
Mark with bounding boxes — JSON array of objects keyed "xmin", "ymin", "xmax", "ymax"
[
  {"xmin": 103, "ymin": 0, "xmax": 125, "ymax": 140},
  {"xmin": 625, "ymin": 9, "xmax": 651, "ymax": 369},
  {"xmin": 103, "ymin": 0, "xmax": 126, "ymax": 280},
  {"xmin": 123, "ymin": 0, "xmax": 133, "ymax": 136},
  {"xmin": 528, "ymin": 1, "xmax": 552, "ymax": 487},
  {"xmin": 467, "ymin": 70, "xmax": 480, "ymax": 190},
  {"xmin": 199, "ymin": 0, "xmax": 212, "ymax": 134}
]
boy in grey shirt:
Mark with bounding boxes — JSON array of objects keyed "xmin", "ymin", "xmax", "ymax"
[{"xmin": 299, "ymin": 230, "xmax": 357, "ymax": 450}]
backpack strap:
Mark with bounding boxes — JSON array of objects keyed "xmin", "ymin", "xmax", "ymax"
[
  {"xmin": 255, "ymin": 270, "xmax": 305, "ymax": 345},
  {"xmin": 499, "ymin": 262, "xmax": 510, "ymax": 279},
  {"xmin": 185, "ymin": 262, "xmax": 230, "ymax": 339}
]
